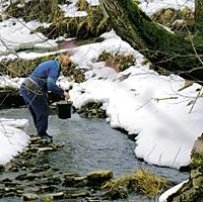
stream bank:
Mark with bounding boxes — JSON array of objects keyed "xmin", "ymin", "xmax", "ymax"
[{"xmin": 0, "ymin": 108, "xmax": 189, "ymax": 201}]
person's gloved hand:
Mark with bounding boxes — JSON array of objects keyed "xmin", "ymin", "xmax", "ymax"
[{"xmin": 63, "ymin": 91, "xmax": 70, "ymax": 100}]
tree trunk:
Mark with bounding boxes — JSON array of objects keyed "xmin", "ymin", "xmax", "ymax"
[
  {"xmin": 102, "ymin": 0, "xmax": 203, "ymax": 84},
  {"xmin": 195, "ymin": 0, "xmax": 203, "ymax": 33}
]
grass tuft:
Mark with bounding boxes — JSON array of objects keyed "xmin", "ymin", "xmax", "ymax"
[{"xmin": 103, "ymin": 169, "xmax": 170, "ymax": 198}]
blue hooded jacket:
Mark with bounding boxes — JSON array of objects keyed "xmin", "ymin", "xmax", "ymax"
[{"xmin": 30, "ymin": 59, "xmax": 64, "ymax": 95}]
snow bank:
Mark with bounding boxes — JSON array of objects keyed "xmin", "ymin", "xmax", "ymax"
[{"xmin": 0, "ymin": 118, "xmax": 29, "ymax": 165}]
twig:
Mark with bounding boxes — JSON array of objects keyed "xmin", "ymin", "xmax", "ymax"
[
  {"xmin": 154, "ymin": 96, "xmax": 178, "ymax": 102},
  {"xmin": 189, "ymin": 86, "xmax": 203, "ymax": 113}
]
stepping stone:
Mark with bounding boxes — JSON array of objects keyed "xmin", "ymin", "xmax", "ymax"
[{"xmin": 37, "ymin": 147, "xmax": 54, "ymax": 153}]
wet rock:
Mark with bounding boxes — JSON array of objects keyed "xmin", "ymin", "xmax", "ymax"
[
  {"xmin": 0, "ymin": 165, "xmax": 4, "ymax": 173},
  {"xmin": 29, "ymin": 164, "xmax": 51, "ymax": 174},
  {"xmin": 37, "ymin": 185, "xmax": 58, "ymax": 193},
  {"xmin": 29, "ymin": 143, "xmax": 40, "ymax": 150},
  {"xmin": 16, "ymin": 189, "xmax": 24, "ymax": 196},
  {"xmin": 42, "ymin": 169, "xmax": 55, "ymax": 178},
  {"xmin": 40, "ymin": 164, "xmax": 51, "ymax": 170},
  {"xmin": 6, "ymin": 158, "xmax": 35, "ymax": 171},
  {"xmin": 64, "ymin": 173, "xmax": 80, "ymax": 177},
  {"xmin": 30, "ymin": 167, "xmax": 47, "ymax": 173},
  {"xmin": 86, "ymin": 197, "xmax": 100, "ymax": 202},
  {"xmin": 22, "ymin": 193, "xmax": 38, "ymax": 201},
  {"xmin": 15, "ymin": 173, "xmax": 40, "ymax": 181},
  {"xmin": 63, "ymin": 176, "xmax": 87, "ymax": 187},
  {"xmin": 29, "ymin": 136, "xmax": 51, "ymax": 146},
  {"xmin": 29, "ymin": 136, "xmax": 41, "ymax": 142},
  {"xmin": 4, "ymin": 192, "xmax": 16, "ymax": 197},
  {"xmin": 102, "ymin": 187, "xmax": 128, "ymax": 200},
  {"xmin": 10, "ymin": 167, "xmax": 19, "ymax": 172},
  {"xmin": 4, "ymin": 187, "xmax": 22, "ymax": 197},
  {"xmin": 44, "ymin": 192, "xmax": 64, "ymax": 200},
  {"xmin": 37, "ymin": 147, "xmax": 54, "ymax": 153},
  {"xmin": 45, "ymin": 175, "xmax": 62, "ymax": 185},
  {"xmin": 4, "ymin": 181, "xmax": 21, "ymax": 187},
  {"xmin": 0, "ymin": 186, "xmax": 4, "ymax": 193},
  {"xmin": 66, "ymin": 190, "xmax": 90, "ymax": 199},
  {"xmin": 87, "ymin": 170, "xmax": 113, "ymax": 186},
  {"xmin": 1, "ymin": 178, "xmax": 12, "ymax": 183},
  {"xmin": 51, "ymin": 142, "xmax": 65, "ymax": 149}
]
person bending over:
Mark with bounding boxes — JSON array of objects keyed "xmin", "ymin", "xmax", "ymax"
[{"xmin": 20, "ymin": 53, "xmax": 71, "ymax": 143}]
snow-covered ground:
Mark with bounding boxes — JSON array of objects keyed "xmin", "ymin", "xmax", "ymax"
[
  {"xmin": 67, "ymin": 31, "xmax": 203, "ymax": 170},
  {"xmin": 0, "ymin": 118, "xmax": 29, "ymax": 165},
  {"xmin": 0, "ymin": 0, "xmax": 199, "ymax": 200},
  {"xmin": 139, "ymin": 0, "xmax": 194, "ymax": 16}
]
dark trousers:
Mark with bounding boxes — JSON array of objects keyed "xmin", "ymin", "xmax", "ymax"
[{"xmin": 20, "ymin": 81, "xmax": 49, "ymax": 136}]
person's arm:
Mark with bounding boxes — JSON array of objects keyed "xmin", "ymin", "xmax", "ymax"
[
  {"xmin": 47, "ymin": 63, "xmax": 64, "ymax": 95},
  {"xmin": 47, "ymin": 66, "xmax": 70, "ymax": 99},
  {"xmin": 47, "ymin": 76, "xmax": 64, "ymax": 95},
  {"xmin": 63, "ymin": 91, "xmax": 70, "ymax": 100}
]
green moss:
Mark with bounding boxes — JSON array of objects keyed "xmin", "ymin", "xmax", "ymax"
[
  {"xmin": 191, "ymin": 153, "xmax": 203, "ymax": 167},
  {"xmin": 98, "ymin": 51, "xmax": 135, "ymax": 72},
  {"xmin": 192, "ymin": 34, "xmax": 203, "ymax": 50},
  {"xmin": 116, "ymin": 0, "xmax": 192, "ymax": 52},
  {"xmin": 42, "ymin": 196, "xmax": 54, "ymax": 202}
]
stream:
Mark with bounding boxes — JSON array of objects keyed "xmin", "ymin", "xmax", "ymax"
[{"xmin": 0, "ymin": 108, "xmax": 189, "ymax": 201}]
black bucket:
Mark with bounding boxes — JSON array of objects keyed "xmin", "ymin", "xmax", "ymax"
[{"xmin": 57, "ymin": 101, "xmax": 73, "ymax": 119}]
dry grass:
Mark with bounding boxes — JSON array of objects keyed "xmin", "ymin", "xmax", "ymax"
[
  {"xmin": 5, "ymin": 0, "xmax": 110, "ymax": 39},
  {"xmin": 98, "ymin": 51, "xmax": 135, "ymax": 72},
  {"xmin": 103, "ymin": 169, "xmax": 170, "ymax": 198},
  {"xmin": 2, "ymin": 54, "xmax": 85, "ymax": 83},
  {"xmin": 2, "ymin": 55, "xmax": 55, "ymax": 77}
]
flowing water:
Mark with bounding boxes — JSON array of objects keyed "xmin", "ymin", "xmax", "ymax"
[{"xmin": 0, "ymin": 108, "xmax": 189, "ymax": 201}]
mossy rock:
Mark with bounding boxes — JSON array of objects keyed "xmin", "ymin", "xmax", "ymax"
[
  {"xmin": 87, "ymin": 170, "xmax": 113, "ymax": 186},
  {"xmin": 22, "ymin": 193, "xmax": 38, "ymax": 201},
  {"xmin": 77, "ymin": 102, "xmax": 106, "ymax": 118},
  {"xmin": 167, "ymin": 134, "xmax": 203, "ymax": 201}
]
